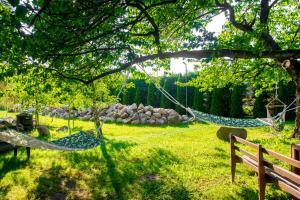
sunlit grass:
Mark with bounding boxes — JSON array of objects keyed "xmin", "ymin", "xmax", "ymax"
[{"xmin": 0, "ymin": 111, "xmax": 297, "ymax": 199}]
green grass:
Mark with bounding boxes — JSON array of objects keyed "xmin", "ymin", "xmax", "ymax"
[{"xmin": 0, "ymin": 111, "xmax": 298, "ymax": 199}]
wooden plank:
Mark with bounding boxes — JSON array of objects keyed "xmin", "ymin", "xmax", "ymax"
[
  {"xmin": 264, "ymin": 161, "xmax": 300, "ymax": 187},
  {"xmin": 278, "ymin": 180, "xmax": 300, "ymax": 199},
  {"xmin": 236, "ymin": 146, "xmax": 258, "ymax": 162},
  {"xmin": 263, "ymin": 148, "xmax": 300, "ymax": 169},
  {"xmin": 233, "ymin": 136, "xmax": 259, "ymax": 149},
  {"xmin": 240, "ymin": 155, "xmax": 259, "ymax": 172}
]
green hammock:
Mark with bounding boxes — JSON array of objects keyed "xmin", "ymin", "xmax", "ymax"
[
  {"xmin": 192, "ymin": 109, "xmax": 271, "ymax": 128},
  {"xmin": 0, "ymin": 129, "xmax": 100, "ymax": 151}
]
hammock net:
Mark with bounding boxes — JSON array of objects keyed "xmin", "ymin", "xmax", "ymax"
[
  {"xmin": 0, "ymin": 129, "xmax": 100, "ymax": 151},
  {"xmin": 192, "ymin": 109, "xmax": 270, "ymax": 128}
]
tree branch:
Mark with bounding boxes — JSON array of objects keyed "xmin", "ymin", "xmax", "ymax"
[
  {"xmin": 30, "ymin": 0, "xmax": 52, "ymax": 26},
  {"xmin": 82, "ymin": 49, "xmax": 300, "ymax": 84}
]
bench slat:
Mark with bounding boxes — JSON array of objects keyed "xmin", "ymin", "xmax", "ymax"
[
  {"xmin": 263, "ymin": 148, "xmax": 300, "ymax": 169},
  {"xmin": 264, "ymin": 160, "xmax": 300, "ymax": 185},
  {"xmin": 235, "ymin": 146, "xmax": 258, "ymax": 162},
  {"xmin": 233, "ymin": 136, "xmax": 259, "ymax": 149},
  {"xmin": 239, "ymin": 155, "xmax": 259, "ymax": 172}
]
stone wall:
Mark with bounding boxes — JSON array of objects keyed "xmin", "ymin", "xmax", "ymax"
[{"xmin": 42, "ymin": 103, "xmax": 190, "ymax": 125}]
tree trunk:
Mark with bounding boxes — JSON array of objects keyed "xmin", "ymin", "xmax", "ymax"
[
  {"xmin": 285, "ymin": 60, "xmax": 300, "ymax": 138},
  {"xmin": 35, "ymin": 96, "xmax": 39, "ymax": 128},
  {"xmin": 92, "ymin": 99, "xmax": 103, "ymax": 140},
  {"xmin": 68, "ymin": 104, "xmax": 71, "ymax": 135},
  {"xmin": 291, "ymin": 80, "xmax": 300, "ymax": 138}
]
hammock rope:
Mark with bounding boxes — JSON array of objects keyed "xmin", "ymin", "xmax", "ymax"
[
  {"xmin": 136, "ymin": 64, "xmax": 300, "ymax": 130},
  {"xmin": 0, "ymin": 129, "xmax": 100, "ymax": 151}
]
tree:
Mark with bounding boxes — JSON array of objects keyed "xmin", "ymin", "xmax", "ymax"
[
  {"xmin": 253, "ymin": 92, "xmax": 268, "ymax": 118},
  {"xmin": 210, "ymin": 88, "xmax": 225, "ymax": 116},
  {"xmin": 160, "ymin": 76, "xmax": 177, "ymax": 109},
  {"xmin": 176, "ymin": 75, "xmax": 186, "ymax": 114},
  {"xmin": 146, "ymin": 83, "xmax": 160, "ymax": 107},
  {"xmin": 134, "ymin": 79, "xmax": 147, "ymax": 105},
  {"xmin": 210, "ymin": 87, "xmax": 230, "ymax": 117},
  {"xmin": 193, "ymin": 89, "xmax": 206, "ymax": 112},
  {"xmin": 230, "ymin": 85, "xmax": 244, "ymax": 118},
  {"xmin": 3, "ymin": 0, "xmax": 300, "ymax": 136}
]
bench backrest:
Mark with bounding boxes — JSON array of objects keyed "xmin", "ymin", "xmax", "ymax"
[{"xmin": 230, "ymin": 135, "xmax": 300, "ymax": 199}]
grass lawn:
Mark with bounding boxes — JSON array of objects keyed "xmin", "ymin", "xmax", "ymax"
[{"xmin": 0, "ymin": 110, "xmax": 298, "ymax": 200}]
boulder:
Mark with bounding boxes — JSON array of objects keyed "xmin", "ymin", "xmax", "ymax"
[
  {"xmin": 156, "ymin": 119, "xmax": 165, "ymax": 125},
  {"xmin": 127, "ymin": 108, "xmax": 134, "ymax": 115},
  {"xmin": 145, "ymin": 111, "xmax": 152, "ymax": 117},
  {"xmin": 140, "ymin": 118, "xmax": 147, "ymax": 124},
  {"xmin": 216, "ymin": 126, "xmax": 247, "ymax": 142},
  {"xmin": 56, "ymin": 126, "xmax": 68, "ymax": 132},
  {"xmin": 120, "ymin": 112, "xmax": 129, "ymax": 119},
  {"xmin": 122, "ymin": 118, "xmax": 132, "ymax": 124},
  {"xmin": 148, "ymin": 119, "xmax": 156, "ymax": 125},
  {"xmin": 167, "ymin": 113, "xmax": 181, "ymax": 124},
  {"xmin": 131, "ymin": 103, "xmax": 138, "ymax": 110},
  {"xmin": 181, "ymin": 115, "xmax": 189, "ymax": 121},
  {"xmin": 153, "ymin": 112, "xmax": 161, "ymax": 118},
  {"xmin": 131, "ymin": 119, "xmax": 140, "ymax": 124},
  {"xmin": 138, "ymin": 103, "xmax": 144, "ymax": 110},
  {"xmin": 116, "ymin": 118, "xmax": 123, "ymax": 123},
  {"xmin": 37, "ymin": 125, "xmax": 50, "ymax": 136},
  {"xmin": 132, "ymin": 113, "xmax": 139, "ymax": 120}
]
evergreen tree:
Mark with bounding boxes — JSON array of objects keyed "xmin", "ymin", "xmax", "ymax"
[
  {"xmin": 146, "ymin": 82, "xmax": 161, "ymax": 107},
  {"xmin": 122, "ymin": 80, "xmax": 136, "ymax": 105},
  {"xmin": 133, "ymin": 79, "xmax": 147, "ymax": 105},
  {"xmin": 176, "ymin": 75, "xmax": 186, "ymax": 114},
  {"xmin": 160, "ymin": 76, "xmax": 177, "ymax": 109},
  {"xmin": 210, "ymin": 87, "xmax": 231, "ymax": 116},
  {"xmin": 210, "ymin": 88, "xmax": 225, "ymax": 116},
  {"xmin": 230, "ymin": 85, "xmax": 244, "ymax": 118},
  {"xmin": 279, "ymin": 81, "xmax": 296, "ymax": 120},
  {"xmin": 193, "ymin": 88, "xmax": 205, "ymax": 112},
  {"xmin": 253, "ymin": 92, "xmax": 268, "ymax": 118}
]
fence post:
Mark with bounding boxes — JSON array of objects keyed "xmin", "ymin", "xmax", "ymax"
[
  {"xmin": 230, "ymin": 134, "xmax": 236, "ymax": 183},
  {"xmin": 291, "ymin": 144, "xmax": 300, "ymax": 200},
  {"xmin": 257, "ymin": 144, "xmax": 266, "ymax": 200}
]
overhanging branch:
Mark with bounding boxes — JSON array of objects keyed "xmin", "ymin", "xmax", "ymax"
[{"xmin": 82, "ymin": 49, "xmax": 300, "ymax": 84}]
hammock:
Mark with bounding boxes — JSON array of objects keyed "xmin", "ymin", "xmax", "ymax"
[
  {"xmin": 136, "ymin": 64, "xmax": 289, "ymax": 130},
  {"xmin": 192, "ymin": 109, "xmax": 271, "ymax": 128},
  {"xmin": 0, "ymin": 129, "xmax": 100, "ymax": 151}
]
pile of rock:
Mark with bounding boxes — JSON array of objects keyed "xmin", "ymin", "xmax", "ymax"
[
  {"xmin": 99, "ymin": 103, "xmax": 189, "ymax": 125},
  {"xmin": 40, "ymin": 103, "xmax": 190, "ymax": 125}
]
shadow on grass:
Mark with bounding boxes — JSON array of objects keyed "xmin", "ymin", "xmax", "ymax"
[
  {"xmin": 62, "ymin": 138, "xmax": 191, "ymax": 199},
  {"xmin": 34, "ymin": 164, "xmax": 67, "ymax": 200},
  {"xmin": 0, "ymin": 153, "xmax": 28, "ymax": 180},
  {"xmin": 104, "ymin": 122, "xmax": 191, "ymax": 129}
]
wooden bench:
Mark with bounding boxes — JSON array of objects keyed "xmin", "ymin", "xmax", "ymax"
[
  {"xmin": 0, "ymin": 141, "xmax": 30, "ymax": 159},
  {"xmin": 230, "ymin": 135, "xmax": 300, "ymax": 200}
]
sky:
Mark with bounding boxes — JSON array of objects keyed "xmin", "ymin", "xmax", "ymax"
[{"xmin": 169, "ymin": 13, "xmax": 227, "ymax": 74}]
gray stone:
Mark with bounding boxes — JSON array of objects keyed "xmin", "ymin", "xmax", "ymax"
[
  {"xmin": 122, "ymin": 118, "xmax": 132, "ymax": 124},
  {"xmin": 116, "ymin": 118, "xmax": 123, "ymax": 123},
  {"xmin": 120, "ymin": 112, "xmax": 129, "ymax": 119},
  {"xmin": 131, "ymin": 103, "xmax": 138, "ymax": 110},
  {"xmin": 131, "ymin": 119, "xmax": 140, "ymax": 124},
  {"xmin": 216, "ymin": 126, "xmax": 247, "ymax": 142},
  {"xmin": 140, "ymin": 118, "xmax": 147, "ymax": 124},
  {"xmin": 138, "ymin": 103, "xmax": 144, "ymax": 110},
  {"xmin": 127, "ymin": 108, "xmax": 134, "ymax": 115},
  {"xmin": 145, "ymin": 111, "xmax": 152, "ymax": 117},
  {"xmin": 37, "ymin": 125, "xmax": 50, "ymax": 136},
  {"xmin": 153, "ymin": 112, "xmax": 161, "ymax": 118},
  {"xmin": 56, "ymin": 126, "xmax": 68, "ymax": 132},
  {"xmin": 148, "ymin": 119, "xmax": 156, "ymax": 124},
  {"xmin": 181, "ymin": 115, "xmax": 189, "ymax": 121},
  {"xmin": 132, "ymin": 113, "xmax": 139, "ymax": 120},
  {"xmin": 167, "ymin": 114, "xmax": 181, "ymax": 124}
]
